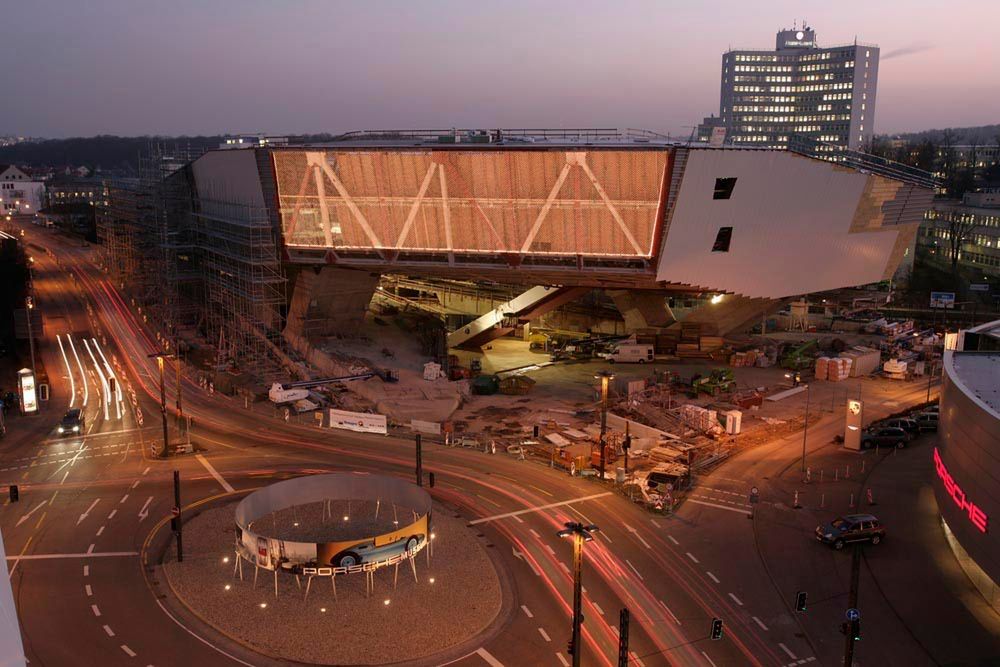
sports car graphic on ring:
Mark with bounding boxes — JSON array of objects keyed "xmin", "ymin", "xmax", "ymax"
[{"xmin": 327, "ymin": 532, "xmax": 427, "ymax": 568}]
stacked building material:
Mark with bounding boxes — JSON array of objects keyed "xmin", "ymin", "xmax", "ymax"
[
  {"xmin": 679, "ymin": 404, "xmax": 720, "ymax": 433},
  {"xmin": 700, "ymin": 336, "xmax": 724, "ymax": 352},
  {"xmin": 827, "ymin": 357, "xmax": 852, "ymax": 381},
  {"xmin": 647, "ymin": 446, "xmax": 685, "ymax": 464},
  {"xmin": 814, "ymin": 356, "xmax": 830, "ymax": 380},
  {"xmin": 883, "ymin": 358, "xmax": 907, "ymax": 380},
  {"xmin": 839, "ymin": 347, "xmax": 881, "ymax": 377},
  {"xmin": 730, "ymin": 348, "xmax": 762, "ymax": 367},
  {"xmin": 756, "ymin": 347, "xmax": 778, "ymax": 367}
]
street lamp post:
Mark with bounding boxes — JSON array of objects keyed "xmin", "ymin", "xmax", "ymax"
[
  {"xmin": 557, "ymin": 521, "xmax": 599, "ymax": 667},
  {"xmin": 801, "ymin": 383, "xmax": 810, "ymax": 473},
  {"xmin": 926, "ymin": 358, "xmax": 934, "ymax": 404},
  {"xmin": 149, "ymin": 352, "xmax": 173, "ymax": 457},
  {"xmin": 786, "ymin": 373, "xmax": 810, "ymax": 473},
  {"xmin": 25, "ymin": 296, "xmax": 37, "ymax": 383},
  {"xmin": 594, "ymin": 370, "xmax": 615, "ymax": 480},
  {"xmin": 175, "ymin": 338, "xmax": 183, "ymax": 426}
]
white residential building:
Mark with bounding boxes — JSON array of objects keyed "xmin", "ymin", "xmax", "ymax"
[{"xmin": 0, "ymin": 165, "xmax": 45, "ymax": 216}]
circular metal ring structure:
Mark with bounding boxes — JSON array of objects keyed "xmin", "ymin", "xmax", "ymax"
[{"xmin": 235, "ymin": 473, "xmax": 432, "ymax": 576}]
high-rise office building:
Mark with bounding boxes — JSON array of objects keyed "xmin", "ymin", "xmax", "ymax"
[{"xmin": 699, "ymin": 25, "xmax": 879, "ymax": 151}]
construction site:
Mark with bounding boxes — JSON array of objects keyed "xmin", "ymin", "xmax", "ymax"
[{"xmin": 92, "ymin": 129, "xmax": 943, "ymax": 507}]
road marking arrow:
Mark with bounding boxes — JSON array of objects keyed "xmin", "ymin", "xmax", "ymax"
[
  {"xmin": 137, "ymin": 496, "xmax": 153, "ymax": 522},
  {"xmin": 624, "ymin": 524, "xmax": 652, "ymax": 549},
  {"xmin": 16, "ymin": 501, "xmax": 48, "ymax": 528},
  {"xmin": 77, "ymin": 499, "xmax": 100, "ymax": 525}
]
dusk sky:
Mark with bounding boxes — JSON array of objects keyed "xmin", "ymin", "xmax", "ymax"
[{"xmin": 4, "ymin": 0, "xmax": 998, "ymax": 138}]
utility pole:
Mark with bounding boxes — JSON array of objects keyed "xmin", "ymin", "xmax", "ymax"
[
  {"xmin": 558, "ymin": 522, "xmax": 599, "ymax": 667},
  {"xmin": 622, "ymin": 422, "xmax": 631, "ymax": 479},
  {"xmin": 172, "ymin": 470, "xmax": 183, "ymax": 562},
  {"xmin": 415, "ymin": 433, "xmax": 423, "ymax": 487},
  {"xmin": 843, "ymin": 544, "xmax": 862, "ymax": 667},
  {"xmin": 174, "ymin": 339, "xmax": 183, "ymax": 427},
  {"xmin": 595, "ymin": 370, "xmax": 614, "ymax": 480},
  {"xmin": 618, "ymin": 608, "xmax": 630, "ymax": 667}
]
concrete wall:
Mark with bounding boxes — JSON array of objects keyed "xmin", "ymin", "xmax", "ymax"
[
  {"xmin": 937, "ymin": 340, "xmax": 1000, "ymax": 596},
  {"xmin": 656, "ymin": 149, "xmax": 921, "ymax": 299}
]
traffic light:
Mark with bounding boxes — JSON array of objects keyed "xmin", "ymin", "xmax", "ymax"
[
  {"xmin": 851, "ymin": 619, "xmax": 861, "ymax": 641},
  {"xmin": 710, "ymin": 618, "xmax": 724, "ymax": 640},
  {"xmin": 566, "ymin": 637, "xmax": 575, "ymax": 656},
  {"xmin": 795, "ymin": 591, "xmax": 807, "ymax": 612}
]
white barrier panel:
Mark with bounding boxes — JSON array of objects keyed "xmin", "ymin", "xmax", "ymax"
[
  {"xmin": 410, "ymin": 419, "xmax": 441, "ymax": 436},
  {"xmin": 0, "ymin": 528, "xmax": 27, "ymax": 666},
  {"xmin": 329, "ymin": 409, "xmax": 387, "ymax": 435}
]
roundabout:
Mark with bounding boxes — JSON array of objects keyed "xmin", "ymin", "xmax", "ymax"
[{"xmin": 160, "ymin": 474, "xmax": 506, "ymax": 665}]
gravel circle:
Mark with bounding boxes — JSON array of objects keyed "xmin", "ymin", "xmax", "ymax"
[{"xmin": 163, "ymin": 501, "xmax": 502, "ymax": 665}]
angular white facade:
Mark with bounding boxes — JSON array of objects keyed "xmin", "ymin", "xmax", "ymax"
[{"xmin": 655, "ymin": 149, "xmax": 928, "ymax": 299}]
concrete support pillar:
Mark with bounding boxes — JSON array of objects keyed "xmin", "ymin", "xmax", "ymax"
[
  {"xmin": 284, "ymin": 266, "xmax": 378, "ymax": 340},
  {"xmin": 608, "ymin": 290, "xmax": 675, "ymax": 332}
]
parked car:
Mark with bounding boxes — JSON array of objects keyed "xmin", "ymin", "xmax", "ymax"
[
  {"xmin": 815, "ymin": 514, "xmax": 886, "ymax": 550},
  {"xmin": 57, "ymin": 408, "xmax": 84, "ymax": 436},
  {"xmin": 915, "ymin": 413, "xmax": 939, "ymax": 432},
  {"xmin": 882, "ymin": 418, "xmax": 919, "ymax": 440},
  {"xmin": 861, "ymin": 426, "xmax": 908, "ymax": 449}
]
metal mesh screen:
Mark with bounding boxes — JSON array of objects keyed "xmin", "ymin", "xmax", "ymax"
[{"xmin": 273, "ymin": 148, "xmax": 669, "ymax": 258}]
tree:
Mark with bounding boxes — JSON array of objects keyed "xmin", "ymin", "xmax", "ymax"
[
  {"xmin": 945, "ymin": 211, "xmax": 981, "ymax": 283},
  {"xmin": 913, "ymin": 139, "xmax": 936, "ymax": 172}
]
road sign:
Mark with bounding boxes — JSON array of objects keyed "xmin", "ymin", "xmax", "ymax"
[
  {"xmin": 750, "ymin": 486, "xmax": 759, "ymax": 495},
  {"xmin": 171, "ymin": 506, "xmax": 180, "ymax": 517},
  {"xmin": 846, "ymin": 608, "xmax": 861, "ymax": 621},
  {"xmin": 970, "ymin": 284, "xmax": 990, "ymax": 292}
]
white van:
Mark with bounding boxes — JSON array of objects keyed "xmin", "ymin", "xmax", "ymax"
[{"xmin": 608, "ymin": 343, "xmax": 654, "ymax": 364}]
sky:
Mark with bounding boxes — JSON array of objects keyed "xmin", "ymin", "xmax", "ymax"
[{"xmin": 3, "ymin": 0, "xmax": 998, "ymax": 138}]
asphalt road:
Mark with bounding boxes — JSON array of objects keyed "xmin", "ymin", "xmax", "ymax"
[{"xmin": 1, "ymin": 224, "xmax": 983, "ymax": 667}]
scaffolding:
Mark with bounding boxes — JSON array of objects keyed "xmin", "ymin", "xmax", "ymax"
[
  {"xmin": 96, "ymin": 145, "xmax": 289, "ymax": 382},
  {"xmin": 96, "ymin": 178, "xmax": 143, "ymax": 286},
  {"xmin": 190, "ymin": 192, "xmax": 287, "ymax": 380}
]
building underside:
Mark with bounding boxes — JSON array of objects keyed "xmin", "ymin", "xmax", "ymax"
[{"xmin": 99, "ymin": 130, "xmax": 936, "ymax": 377}]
